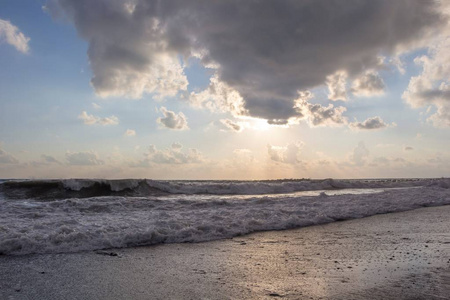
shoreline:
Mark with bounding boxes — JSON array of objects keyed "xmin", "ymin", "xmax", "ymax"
[{"xmin": 1, "ymin": 205, "xmax": 449, "ymax": 299}]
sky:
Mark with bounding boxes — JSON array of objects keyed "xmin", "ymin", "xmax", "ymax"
[{"xmin": 0, "ymin": 0, "xmax": 449, "ymax": 180}]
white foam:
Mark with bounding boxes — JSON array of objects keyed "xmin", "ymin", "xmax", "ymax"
[{"xmin": 0, "ymin": 180, "xmax": 449, "ymax": 256}]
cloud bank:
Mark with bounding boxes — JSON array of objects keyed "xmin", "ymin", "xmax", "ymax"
[{"xmin": 46, "ymin": 0, "xmax": 447, "ymax": 122}]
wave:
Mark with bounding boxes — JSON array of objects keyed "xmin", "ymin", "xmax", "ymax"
[
  {"xmin": 0, "ymin": 182, "xmax": 449, "ymax": 255},
  {"xmin": 0, "ymin": 178, "xmax": 438, "ymax": 200}
]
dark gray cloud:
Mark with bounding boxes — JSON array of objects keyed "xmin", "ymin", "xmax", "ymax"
[{"xmin": 47, "ymin": 0, "xmax": 446, "ymax": 120}]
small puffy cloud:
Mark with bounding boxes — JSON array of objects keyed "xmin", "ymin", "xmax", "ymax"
[
  {"xmin": 0, "ymin": 148, "xmax": 19, "ymax": 164},
  {"xmin": 157, "ymin": 107, "xmax": 188, "ymax": 130},
  {"xmin": 217, "ymin": 119, "xmax": 243, "ymax": 132},
  {"xmin": 349, "ymin": 116, "xmax": 393, "ymax": 130},
  {"xmin": 306, "ymin": 103, "xmax": 347, "ymax": 127},
  {"xmin": 78, "ymin": 111, "xmax": 119, "ymax": 125},
  {"xmin": 404, "ymin": 146, "xmax": 414, "ymax": 151},
  {"xmin": 0, "ymin": 19, "xmax": 30, "ymax": 54},
  {"xmin": 92, "ymin": 102, "xmax": 101, "ymax": 110},
  {"xmin": 267, "ymin": 142, "xmax": 304, "ymax": 164},
  {"xmin": 134, "ymin": 144, "xmax": 203, "ymax": 166},
  {"xmin": 124, "ymin": 129, "xmax": 136, "ymax": 136},
  {"xmin": 349, "ymin": 141, "xmax": 369, "ymax": 166},
  {"xmin": 327, "ymin": 71, "xmax": 348, "ymax": 101},
  {"xmin": 66, "ymin": 151, "xmax": 104, "ymax": 166},
  {"xmin": 351, "ymin": 71, "xmax": 385, "ymax": 97},
  {"xmin": 294, "ymin": 91, "xmax": 348, "ymax": 127}
]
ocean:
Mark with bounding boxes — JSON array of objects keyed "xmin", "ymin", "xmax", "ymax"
[{"xmin": 0, "ymin": 178, "xmax": 449, "ymax": 256}]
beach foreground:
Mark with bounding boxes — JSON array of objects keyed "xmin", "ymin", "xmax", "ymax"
[{"xmin": 1, "ymin": 205, "xmax": 449, "ymax": 300}]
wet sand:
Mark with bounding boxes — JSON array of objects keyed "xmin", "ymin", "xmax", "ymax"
[{"xmin": 1, "ymin": 205, "xmax": 449, "ymax": 300}]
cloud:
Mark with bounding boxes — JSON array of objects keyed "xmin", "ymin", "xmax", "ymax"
[
  {"xmin": 66, "ymin": 151, "xmax": 104, "ymax": 166},
  {"xmin": 157, "ymin": 107, "xmax": 189, "ymax": 130},
  {"xmin": 349, "ymin": 141, "xmax": 369, "ymax": 166},
  {"xmin": 171, "ymin": 142, "xmax": 183, "ymax": 150},
  {"xmin": 41, "ymin": 154, "xmax": 61, "ymax": 164},
  {"xmin": 403, "ymin": 36, "xmax": 450, "ymax": 127},
  {"xmin": 294, "ymin": 91, "xmax": 348, "ymax": 127},
  {"xmin": 186, "ymin": 74, "xmax": 247, "ymax": 117},
  {"xmin": 30, "ymin": 154, "xmax": 62, "ymax": 166},
  {"xmin": 0, "ymin": 19, "xmax": 30, "ymax": 54},
  {"xmin": 404, "ymin": 146, "xmax": 414, "ymax": 151},
  {"xmin": 46, "ymin": 0, "xmax": 447, "ymax": 121},
  {"xmin": 351, "ymin": 70, "xmax": 385, "ymax": 97},
  {"xmin": 124, "ymin": 129, "xmax": 136, "ymax": 136},
  {"xmin": 267, "ymin": 142, "xmax": 304, "ymax": 164},
  {"xmin": 0, "ymin": 148, "xmax": 19, "ymax": 164},
  {"xmin": 217, "ymin": 119, "xmax": 243, "ymax": 132},
  {"xmin": 78, "ymin": 111, "xmax": 119, "ymax": 125},
  {"xmin": 349, "ymin": 116, "xmax": 393, "ymax": 130},
  {"xmin": 327, "ymin": 71, "xmax": 348, "ymax": 101},
  {"xmin": 134, "ymin": 144, "xmax": 203, "ymax": 166}
]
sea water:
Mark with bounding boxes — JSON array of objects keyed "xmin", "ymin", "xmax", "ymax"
[{"xmin": 0, "ymin": 178, "xmax": 449, "ymax": 255}]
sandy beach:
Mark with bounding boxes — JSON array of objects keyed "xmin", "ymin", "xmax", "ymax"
[{"xmin": 0, "ymin": 205, "xmax": 449, "ymax": 299}]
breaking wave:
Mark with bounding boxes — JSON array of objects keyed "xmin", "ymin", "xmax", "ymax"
[
  {"xmin": 0, "ymin": 177, "xmax": 434, "ymax": 200},
  {"xmin": 0, "ymin": 178, "xmax": 448, "ymax": 255}
]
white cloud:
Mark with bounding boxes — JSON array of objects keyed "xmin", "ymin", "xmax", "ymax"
[
  {"xmin": 0, "ymin": 19, "xmax": 30, "ymax": 54},
  {"xmin": 351, "ymin": 71, "xmax": 385, "ymax": 97},
  {"xmin": 403, "ymin": 35, "xmax": 450, "ymax": 127},
  {"xmin": 294, "ymin": 91, "xmax": 348, "ymax": 127},
  {"xmin": 46, "ymin": 0, "xmax": 447, "ymax": 121},
  {"xmin": 66, "ymin": 151, "xmax": 104, "ymax": 166},
  {"xmin": 327, "ymin": 71, "xmax": 348, "ymax": 101},
  {"xmin": 78, "ymin": 111, "xmax": 119, "ymax": 125},
  {"xmin": 92, "ymin": 102, "xmax": 101, "ymax": 110},
  {"xmin": 124, "ymin": 129, "xmax": 136, "ymax": 136},
  {"xmin": 186, "ymin": 74, "xmax": 247, "ymax": 117},
  {"xmin": 0, "ymin": 148, "xmax": 19, "ymax": 164},
  {"xmin": 157, "ymin": 107, "xmax": 189, "ymax": 130},
  {"xmin": 349, "ymin": 116, "xmax": 393, "ymax": 130},
  {"xmin": 267, "ymin": 142, "xmax": 304, "ymax": 164}
]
